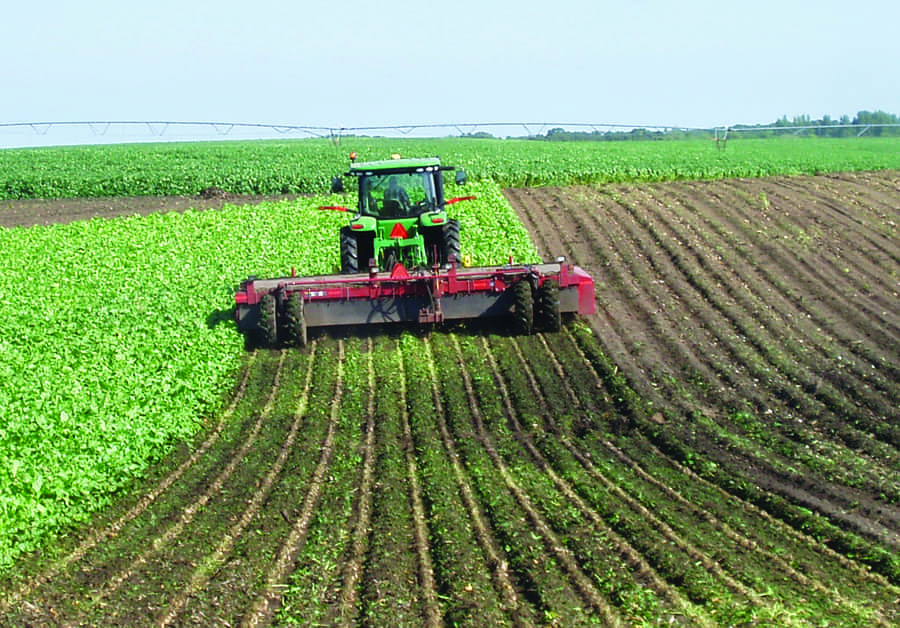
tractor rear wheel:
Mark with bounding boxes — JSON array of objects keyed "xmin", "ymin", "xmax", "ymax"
[
  {"xmin": 535, "ymin": 279, "xmax": 561, "ymax": 332},
  {"xmin": 340, "ymin": 227, "xmax": 360, "ymax": 273},
  {"xmin": 284, "ymin": 292, "xmax": 308, "ymax": 347},
  {"xmin": 258, "ymin": 294, "xmax": 278, "ymax": 346},
  {"xmin": 443, "ymin": 219, "xmax": 461, "ymax": 266},
  {"xmin": 512, "ymin": 280, "xmax": 534, "ymax": 335}
]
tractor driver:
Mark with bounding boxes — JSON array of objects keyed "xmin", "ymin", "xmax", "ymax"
[{"xmin": 383, "ymin": 176, "xmax": 411, "ymax": 213}]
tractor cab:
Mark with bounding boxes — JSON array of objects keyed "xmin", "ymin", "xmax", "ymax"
[
  {"xmin": 333, "ymin": 157, "xmax": 467, "ymax": 273},
  {"xmin": 357, "ymin": 166, "xmax": 438, "ymax": 217}
]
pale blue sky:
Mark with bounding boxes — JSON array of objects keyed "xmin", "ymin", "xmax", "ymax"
[{"xmin": 2, "ymin": 0, "xmax": 897, "ymax": 146}]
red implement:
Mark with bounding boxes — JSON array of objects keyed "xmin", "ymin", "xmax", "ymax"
[{"xmin": 234, "ymin": 259, "xmax": 594, "ymax": 345}]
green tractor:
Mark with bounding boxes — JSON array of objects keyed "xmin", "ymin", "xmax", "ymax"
[{"xmin": 328, "ymin": 157, "xmax": 470, "ymax": 273}]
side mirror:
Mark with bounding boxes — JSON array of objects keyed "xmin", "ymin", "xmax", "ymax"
[
  {"xmin": 455, "ymin": 169, "xmax": 467, "ymax": 186},
  {"xmin": 331, "ymin": 176, "xmax": 344, "ymax": 194}
]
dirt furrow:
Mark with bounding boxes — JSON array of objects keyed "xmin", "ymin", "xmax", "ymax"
[
  {"xmin": 481, "ymin": 336, "xmax": 714, "ymax": 624},
  {"xmin": 506, "ymin": 187, "xmax": 680, "ymax": 414},
  {"xmin": 657, "ymin": 180, "xmax": 900, "ymax": 466},
  {"xmin": 626, "ymin": 183, "xmax": 900, "ymax": 461},
  {"xmin": 707, "ymin": 179, "xmax": 900, "ymax": 396},
  {"xmin": 718, "ymin": 179, "xmax": 900, "ymax": 352},
  {"xmin": 419, "ymin": 337, "xmax": 529, "ymax": 626},
  {"xmin": 774, "ymin": 176, "xmax": 900, "ymax": 272},
  {"xmin": 601, "ymin": 185, "xmax": 900, "ymax": 526},
  {"xmin": 158, "ymin": 343, "xmax": 317, "ymax": 625},
  {"xmin": 333, "ymin": 339, "xmax": 377, "ymax": 626},
  {"xmin": 561, "ymin": 185, "xmax": 750, "ymax": 416},
  {"xmin": 558, "ymin": 328, "xmax": 899, "ymax": 625},
  {"xmin": 242, "ymin": 340, "xmax": 345, "ymax": 627},
  {"xmin": 502, "ymin": 187, "xmax": 640, "ymax": 387},
  {"xmin": 449, "ymin": 335, "xmax": 623, "ymax": 626},
  {"xmin": 827, "ymin": 172, "xmax": 900, "ymax": 232},
  {"xmin": 665, "ymin": 180, "xmax": 900, "ymax": 416},
  {"xmin": 505, "ymin": 179, "xmax": 900, "ymax": 588},
  {"xmin": 396, "ymin": 344, "xmax": 442, "ymax": 627}
]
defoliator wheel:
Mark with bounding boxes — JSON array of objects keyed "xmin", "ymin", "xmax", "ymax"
[
  {"xmin": 535, "ymin": 279, "xmax": 561, "ymax": 332},
  {"xmin": 258, "ymin": 293, "xmax": 278, "ymax": 347},
  {"xmin": 512, "ymin": 280, "xmax": 534, "ymax": 335},
  {"xmin": 284, "ymin": 292, "xmax": 308, "ymax": 347}
]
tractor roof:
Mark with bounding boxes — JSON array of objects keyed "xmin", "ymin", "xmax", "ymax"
[{"xmin": 349, "ymin": 157, "xmax": 444, "ymax": 175}]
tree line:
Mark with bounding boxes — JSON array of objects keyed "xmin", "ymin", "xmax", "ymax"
[{"xmin": 518, "ymin": 110, "xmax": 900, "ymax": 141}]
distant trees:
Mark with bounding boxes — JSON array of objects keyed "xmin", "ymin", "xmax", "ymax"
[
  {"xmin": 540, "ymin": 127, "xmax": 674, "ymax": 142},
  {"xmin": 531, "ymin": 111, "xmax": 900, "ymax": 141},
  {"xmin": 852, "ymin": 110, "xmax": 899, "ymax": 136}
]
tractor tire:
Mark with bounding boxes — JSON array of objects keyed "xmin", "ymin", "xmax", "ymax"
[
  {"xmin": 535, "ymin": 279, "xmax": 561, "ymax": 332},
  {"xmin": 340, "ymin": 227, "xmax": 360, "ymax": 274},
  {"xmin": 442, "ymin": 219, "xmax": 461, "ymax": 266},
  {"xmin": 284, "ymin": 292, "xmax": 308, "ymax": 347},
  {"xmin": 258, "ymin": 294, "xmax": 278, "ymax": 347},
  {"xmin": 512, "ymin": 280, "xmax": 534, "ymax": 335}
]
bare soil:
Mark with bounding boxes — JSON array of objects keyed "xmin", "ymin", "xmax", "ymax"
[
  {"xmin": 0, "ymin": 192, "xmax": 302, "ymax": 228},
  {"xmin": 2, "ymin": 171, "xmax": 900, "ymax": 626}
]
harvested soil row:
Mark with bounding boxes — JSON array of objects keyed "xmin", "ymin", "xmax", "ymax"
[
  {"xmin": 552, "ymin": 328, "xmax": 900, "ymax": 624},
  {"xmin": 668, "ymin": 180, "xmax": 900, "ymax": 420},
  {"xmin": 505, "ymin": 174, "xmax": 900, "ymax": 587},
  {"xmin": 396, "ymin": 345, "xmax": 442, "ymax": 627},
  {"xmin": 481, "ymin": 335, "xmax": 714, "ymax": 625},
  {"xmin": 244, "ymin": 340, "xmax": 345, "ymax": 627},
  {"xmin": 415, "ymin": 337, "xmax": 528, "ymax": 626},
  {"xmin": 333, "ymin": 339, "xmax": 377, "ymax": 626},
  {"xmin": 0, "ymin": 193, "xmax": 302, "ymax": 228},
  {"xmin": 614, "ymin": 183, "xmax": 900, "ymax": 484}
]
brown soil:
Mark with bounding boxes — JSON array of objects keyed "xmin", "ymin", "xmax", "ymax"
[
  {"xmin": 505, "ymin": 170, "xmax": 900, "ymax": 549},
  {"xmin": 0, "ymin": 193, "xmax": 302, "ymax": 228}
]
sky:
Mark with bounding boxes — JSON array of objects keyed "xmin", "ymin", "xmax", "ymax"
[{"xmin": 1, "ymin": 0, "xmax": 898, "ymax": 147}]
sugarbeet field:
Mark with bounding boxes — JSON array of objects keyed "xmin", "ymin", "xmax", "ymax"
[{"xmin": 2, "ymin": 137, "xmax": 900, "ymax": 626}]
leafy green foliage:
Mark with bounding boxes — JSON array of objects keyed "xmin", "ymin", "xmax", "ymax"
[{"xmin": 2, "ymin": 136, "xmax": 900, "ymax": 199}]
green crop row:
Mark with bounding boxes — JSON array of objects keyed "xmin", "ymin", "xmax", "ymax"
[
  {"xmin": 2, "ymin": 136, "xmax": 899, "ymax": 199},
  {"xmin": 0, "ymin": 181, "xmax": 538, "ymax": 569}
]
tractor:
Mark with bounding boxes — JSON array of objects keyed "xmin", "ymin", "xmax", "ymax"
[
  {"xmin": 325, "ymin": 156, "xmax": 469, "ymax": 272},
  {"xmin": 234, "ymin": 155, "xmax": 595, "ymax": 346}
]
